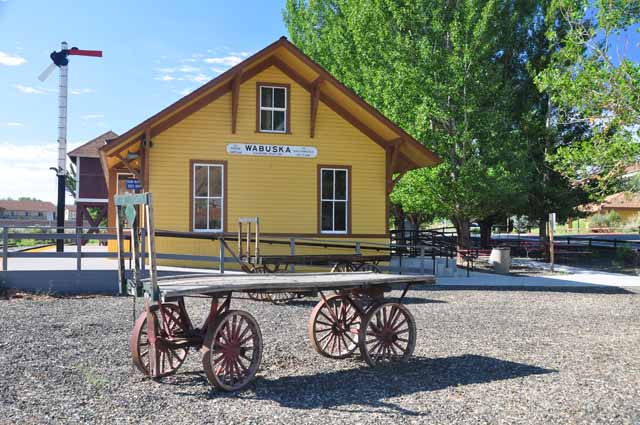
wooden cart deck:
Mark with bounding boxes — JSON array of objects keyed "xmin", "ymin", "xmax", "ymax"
[{"xmin": 149, "ymin": 272, "xmax": 435, "ymax": 298}]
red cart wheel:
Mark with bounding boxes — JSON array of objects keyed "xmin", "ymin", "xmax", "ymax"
[
  {"xmin": 356, "ymin": 263, "xmax": 382, "ymax": 273},
  {"xmin": 268, "ymin": 291, "xmax": 298, "ymax": 304},
  {"xmin": 130, "ymin": 303, "xmax": 189, "ymax": 377},
  {"xmin": 202, "ymin": 310, "xmax": 263, "ymax": 391},
  {"xmin": 309, "ymin": 294, "xmax": 361, "ymax": 359},
  {"xmin": 248, "ymin": 267, "xmax": 272, "ymax": 301},
  {"xmin": 359, "ymin": 302, "xmax": 416, "ymax": 367},
  {"xmin": 331, "ymin": 262, "xmax": 355, "ymax": 273}
]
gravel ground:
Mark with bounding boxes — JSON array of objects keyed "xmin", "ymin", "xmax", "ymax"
[{"xmin": 1, "ymin": 287, "xmax": 639, "ymax": 424}]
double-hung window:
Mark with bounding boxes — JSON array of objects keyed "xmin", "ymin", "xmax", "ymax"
[
  {"xmin": 320, "ymin": 167, "xmax": 349, "ymax": 234},
  {"xmin": 259, "ymin": 85, "xmax": 287, "ymax": 133},
  {"xmin": 193, "ymin": 163, "xmax": 224, "ymax": 232}
]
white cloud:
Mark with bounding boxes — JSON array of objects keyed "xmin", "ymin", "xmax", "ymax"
[
  {"xmin": 0, "ymin": 143, "xmax": 59, "ymax": 203},
  {"xmin": 5, "ymin": 122, "xmax": 23, "ymax": 127},
  {"xmin": 0, "ymin": 51, "xmax": 26, "ymax": 66},
  {"xmin": 186, "ymin": 73, "xmax": 210, "ymax": 83},
  {"xmin": 156, "ymin": 67, "xmax": 176, "ymax": 73},
  {"xmin": 156, "ymin": 74, "xmax": 175, "ymax": 81},
  {"xmin": 69, "ymin": 88, "xmax": 94, "ymax": 95},
  {"xmin": 178, "ymin": 65, "xmax": 200, "ymax": 73},
  {"xmin": 210, "ymin": 67, "xmax": 227, "ymax": 74},
  {"xmin": 14, "ymin": 84, "xmax": 52, "ymax": 95},
  {"xmin": 203, "ymin": 55, "xmax": 243, "ymax": 66},
  {"xmin": 81, "ymin": 114, "xmax": 104, "ymax": 120}
]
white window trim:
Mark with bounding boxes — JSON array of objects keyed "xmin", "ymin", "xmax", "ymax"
[
  {"xmin": 320, "ymin": 167, "xmax": 348, "ymax": 234},
  {"xmin": 192, "ymin": 163, "xmax": 224, "ymax": 233},
  {"xmin": 116, "ymin": 172, "xmax": 135, "ymax": 195},
  {"xmin": 76, "ymin": 198, "xmax": 108, "ymax": 203},
  {"xmin": 259, "ymin": 85, "xmax": 287, "ymax": 133}
]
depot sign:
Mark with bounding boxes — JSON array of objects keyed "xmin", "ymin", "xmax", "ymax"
[{"xmin": 226, "ymin": 143, "xmax": 317, "ymax": 158}]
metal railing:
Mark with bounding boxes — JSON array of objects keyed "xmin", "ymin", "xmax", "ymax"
[{"xmin": 1, "ymin": 226, "xmax": 452, "ymax": 276}]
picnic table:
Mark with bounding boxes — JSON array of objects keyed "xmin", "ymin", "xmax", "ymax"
[{"xmin": 115, "ymin": 193, "xmax": 436, "ymax": 391}]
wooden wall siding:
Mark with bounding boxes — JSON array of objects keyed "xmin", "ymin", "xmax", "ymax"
[
  {"xmin": 147, "ymin": 66, "xmax": 386, "ymax": 259},
  {"xmin": 78, "ymin": 157, "xmax": 108, "ymax": 199}
]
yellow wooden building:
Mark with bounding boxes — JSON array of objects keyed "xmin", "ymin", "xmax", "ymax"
[{"xmin": 99, "ymin": 37, "xmax": 439, "ymax": 265}]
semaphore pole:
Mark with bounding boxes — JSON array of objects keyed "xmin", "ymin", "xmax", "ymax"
[{"xmin": 55, "ymin": 41, "xmax": 68, "ymax": 252}]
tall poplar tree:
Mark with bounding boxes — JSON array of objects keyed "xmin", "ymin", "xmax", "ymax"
[{"xmin": 285, "ymin": 0, "xmax": 532, "ymax": 248}]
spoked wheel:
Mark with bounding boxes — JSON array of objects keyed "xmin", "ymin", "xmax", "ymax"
[
  {"xmin": 248, "ymin": 267, "xmax": 272, "ymax": 301},
  {"xmin": 309, "ymin": 294, "xmax": 361, "ymax": 359},
  {"xmin": 331, "ymin": 262, "xmax": 355, "ymax": 273},
  {"xmin": 356, "ymin": 263, "xmax": 382, "ymax": 273},
  {"xmin": 202, "ymin": 310, "xmax": 263, "ymax": 391},
  {"xmin": 130, "ymin": 303, "xmax": 189, "ymax": 377},
  {"xmin": 359, "ymin": 302, "xmax": 416, "ymax": 367},
  {"xmin": 268, "ymin": 291, "xmax": 298, "ymax": 304}
]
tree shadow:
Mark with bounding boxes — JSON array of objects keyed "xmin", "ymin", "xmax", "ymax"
[{"xmin": 168, "ymin": 354, "xmax": 554, "ymax": 415}]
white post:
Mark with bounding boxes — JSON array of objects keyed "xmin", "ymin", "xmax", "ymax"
[
  {"xmin": 57, "ymin": 41, "xmax": 68, "ymax": 177},
  {"xmin": 289, "ymin": 238, "xmax": 296, "ymax": 273}
]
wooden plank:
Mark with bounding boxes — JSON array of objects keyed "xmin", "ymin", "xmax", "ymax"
[{"xmin": 155, "ymin": 272, "xmax": 435, "ymax": 298}]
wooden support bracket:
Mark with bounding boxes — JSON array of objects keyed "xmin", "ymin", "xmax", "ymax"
[
  {"xmin": 115, "ymin": 152, "xmax": 143, "ymax": 183},
  {"xmin": 310, "ymin": 78, "xmax": 323, "ymax": 138},
  {"xmin": 231, "ymin": 73, "xmax": 241, "ymax": 134},
  {"xmin": 143, "ymin": 128, "xmax": 151, "ymax": 191},
  {"xmin": 386, "ymin": 138, "xmax": 405, "ymax": 193}
]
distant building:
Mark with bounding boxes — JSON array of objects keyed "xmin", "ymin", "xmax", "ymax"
[
  {"xmin": 0, "ymin": 199, "xmax": 56, "ymax": 221},
  {"xmin": 65, "ymin": 205, "xmax": 76, "ymax": 221},
  {"xmin": 596, "ymin": 192, "xmax": 640, "ymax": 223},
  {"xmin": 68, "ymin": 131, "xmax": 117, "ymax": 228}
]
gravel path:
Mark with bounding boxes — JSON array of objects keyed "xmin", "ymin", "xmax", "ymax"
[{"xmin": 1, "ymin": 287, "xmax": 639, "ymax": 424}]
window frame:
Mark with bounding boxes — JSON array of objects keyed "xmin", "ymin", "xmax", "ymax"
[
  {"xmin": 189, "ymin": 160, "xmax": 227, "ymax": 233},
  {"xmin": 116, "ymin": 172, "xmax": 135, "ymax": 195},
  {"xmin": 256, "ymin": 82, "xmax": 291, "ymax": 134},
  {"xmin": 318, "ymin": 165, "xmax": 352, "ymax": 235}
]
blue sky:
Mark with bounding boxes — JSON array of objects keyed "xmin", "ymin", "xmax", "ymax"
[{"xmin": 0, "ymin": 0, "xmax": 289, "ymax": 202}]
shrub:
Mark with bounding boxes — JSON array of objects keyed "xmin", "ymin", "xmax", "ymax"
[{"xmin": 590, "ymin": 211, "xmax": 622, "ymax": 229}]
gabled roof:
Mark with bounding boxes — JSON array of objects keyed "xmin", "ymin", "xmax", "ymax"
[
  {"xmin": 0, "ymin": 200, "xmax": 56, "ymax": 213},
  {"xmin": 601, "ymin": 192, "xmax": 640, "ymax": 210},
  {"xmin": 101, "ymin": 37, "xmax": 440, "ymax": 173},
  {"xmin": 69, "ymin": 130, "xmax": 119, "ymax": 160}
]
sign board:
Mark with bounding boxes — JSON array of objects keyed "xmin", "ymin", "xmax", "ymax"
[
  {"xmin": 549, "ymin": 212, "xmax": 556, "ymax": 231},
  {"xmin": 126, "ymin": 179, "xmax": 142, "ymax": 191},
  {"xmin": 227, "ymin": 143, "xmax": 317, "ymax": 158}
]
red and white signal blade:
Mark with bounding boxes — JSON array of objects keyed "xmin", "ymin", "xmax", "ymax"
[
  {"xmin": 38, "ymin": 63, "xmax": 57, "ymax": 82},
  {"xmin": 67, "ymin": 49, "xmax": 102, "ymax": 57}
]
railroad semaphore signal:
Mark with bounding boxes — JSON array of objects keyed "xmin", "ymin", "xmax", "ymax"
[{"xmin": 38, "ymin": 42, "xmax": 102, "ymax": 252}]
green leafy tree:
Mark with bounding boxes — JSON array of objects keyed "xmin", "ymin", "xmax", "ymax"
[
  {"xmin": 65, "ymin": 162, "xmax": 77, "ymax": 199},
  {"xmin": 536, "ymin": 0, "xmax": 640, "ymax": 195},
  {"xmin": 285, "ymin": 0, "xmax": 534, "ymax": 248}
]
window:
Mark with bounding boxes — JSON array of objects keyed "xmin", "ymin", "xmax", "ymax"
[
  {"xmin": 259, "ymin": 85, "xmax": 288, "ymax": 133},
  {"xmin": 192, "ymin": 163, "xmax": 224, "ymax": 232},
  {"xmin": 320, "ymin": 167, "xmax": 349, "ymax": 234},
  {"xmin": 116, "ymin": 173, "xmax": 135, "ymax": 195}
]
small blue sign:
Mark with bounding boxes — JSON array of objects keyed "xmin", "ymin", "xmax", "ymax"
[{"xmin": 126, "ymin": 179, "xmax": 142, "ymax": 190}]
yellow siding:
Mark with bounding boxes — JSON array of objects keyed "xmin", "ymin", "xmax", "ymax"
[{"xmin": 148, "ymin": 65, "xmax": 387, "ymax": 265}]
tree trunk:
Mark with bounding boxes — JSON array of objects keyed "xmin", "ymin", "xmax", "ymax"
[
  {"xmin": 539, "ymin": 217, "xmax": 548, "ymax": 243},
  {"xmin": 452, "ymin": 216, "xmax": 471, "ymax": 250},
  {"xmin": 478, "ymin": 220, "xmax": 493, "ymax": 249}
]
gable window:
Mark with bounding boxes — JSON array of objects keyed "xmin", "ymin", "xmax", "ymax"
[
  {"xmin": 258, "ymin": 84, "xmax": 289, "ymax": 133},
  {"xmin": 320, "ymin": 167, "xmax": 349, "ymax": 234},
  {"xmin": 192, "ymin": 163, "xmax": 224, "ymax": 232}
]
